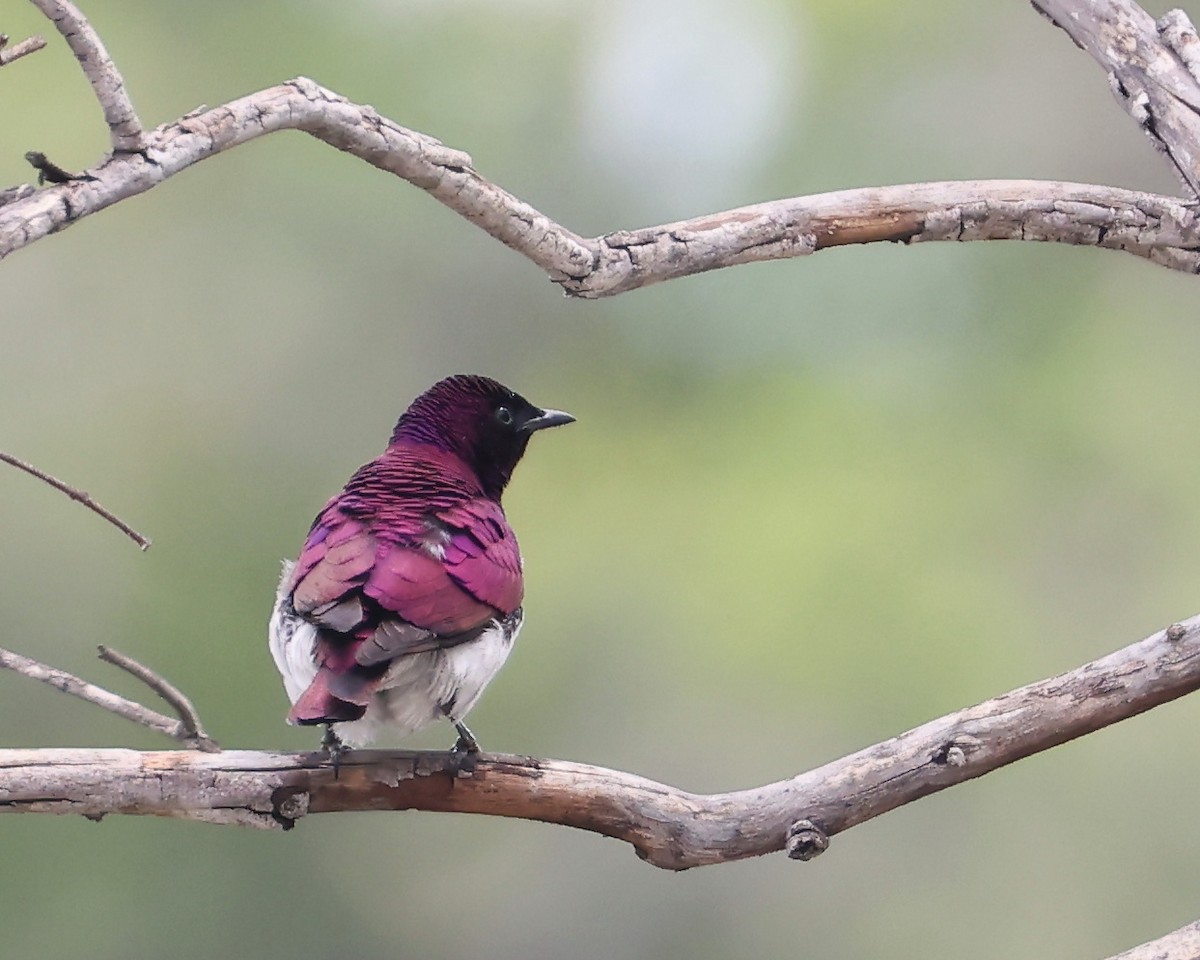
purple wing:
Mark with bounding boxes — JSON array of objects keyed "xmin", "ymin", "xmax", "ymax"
[
  {"xmin": 285, "ymin": 494, "xmax": 524, "ymax": 726},
  {"xmin": 437, "ymin": 498, "xmax": 524, "ymax": 614},
  {"xmin": 290, "ymin": 512, "xmax": 375, "ymax": 650},
  {"xmin": 363, "ymin": 544, "xmax": 498, "ymax": 635}
]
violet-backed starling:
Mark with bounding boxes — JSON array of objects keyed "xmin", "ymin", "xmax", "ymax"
[{"xmin": 268, "ymin": 374, "xmax": 573, "ymax": 755}]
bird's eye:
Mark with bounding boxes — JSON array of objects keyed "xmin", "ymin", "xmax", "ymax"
[{"xmin": 495, "ymin": 406, "xmax": 514, "ymax": 426}]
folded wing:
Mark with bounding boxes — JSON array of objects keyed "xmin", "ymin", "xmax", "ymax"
[{"xmin": 285, "ymin": 496, "xmax": 524, "ymax": 724}]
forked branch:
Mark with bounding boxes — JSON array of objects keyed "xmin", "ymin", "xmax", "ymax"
[
  {"xmin": 0, "ymin": 645, "xmax": 218, "ymax": 751},
  {"xmin": 5, "ymin": 3, "xmax": 1200, "ymax": 293},
  {"xmin": 26, "ymin": 0, "xmax": 144, "ymax": 151}
]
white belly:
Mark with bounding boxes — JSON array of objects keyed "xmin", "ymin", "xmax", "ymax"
[{"xmin": 268, "ymin": 561, "xmax": 521, "ymax": 748}]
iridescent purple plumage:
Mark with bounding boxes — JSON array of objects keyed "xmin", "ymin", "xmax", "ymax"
[{"xmin": 268, "ymin": 375, "xmax": 573, "ymax": 752}]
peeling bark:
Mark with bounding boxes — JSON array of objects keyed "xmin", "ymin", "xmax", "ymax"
[{"xmin": 4, "ymin": 615, "xmax": 1199, "ymax": 871}]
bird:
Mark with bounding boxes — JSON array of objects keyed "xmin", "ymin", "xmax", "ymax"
[{"xmin": 268, "ymin": 374, "xmax": 573, "ymax": 761}]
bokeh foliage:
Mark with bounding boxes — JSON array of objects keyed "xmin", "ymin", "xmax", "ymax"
[{"xmin": 3, "ymin": 1, "xmax": 1200, "ymax": 957}]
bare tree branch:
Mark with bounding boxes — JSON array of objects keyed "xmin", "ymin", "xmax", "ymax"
[
  {"xmin": 0, "ymin": 645, "xmax": 218, "ymax": 751},
  {"xmin": 96, "ymin": 646, "xmax": 217, "ymax": 752},
  {"xmin": 27, "ymin": 0, "xmax": 144, "ymax": 152},
  {"xmin": 1033, "ymin": 0, "xmax": 1200, "ymax": 196},
  {"xmin": 0, "ymin": 76, "xmax": 1197, "ymax": 292},
  {"xmin": 2, "ymin": 0, "xmax": 1200, "ymax": 292},
  {"xmin": 0, "ymin": 185, "xmax": 35, "ymax": 206},
  {"xmin": 3, "ymin": 614, "xmax": 1198, "ymax": 867},
  {"xmin": 1106, "ymin": 920, "xmax": 1200, "ymax": 960},
  {"xmin": 568, "ymin": 180, "xmax": 1200, "ymax": 295},
  {"xmin": 0, "ymin": 77, "xmax": 597, "ymax": 282},
  {"xmin": 0, "ymin": 33, "xmax": 47, "ymax": 66},
  {"xmin": 0, "ymin": 450, "xmax": 150, "ymax": 549}
]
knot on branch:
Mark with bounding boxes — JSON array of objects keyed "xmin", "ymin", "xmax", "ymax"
[
  {"xmin": 270, "ymin": 786, "xmax": 310, "ymax": 829},
  {"xmin": 786, "ymin": 819, "xmax": 829, "ymax": 861},
  {"xmin": 931, "ymin": 734, "xmax": 983, "ymax": 767}
]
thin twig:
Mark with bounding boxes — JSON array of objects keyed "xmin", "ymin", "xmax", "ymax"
[
  {"xmin": 24, "ymin": 150, "xmax": 96, "ymax": 185},
  {"xmin": 96, "ymin": 645, "xmax": 216, "ymax": 751},
  {"xmin": 0, "ymin": 645, "xmax": 218, "ymax": 751},
  {"xmin": 0, "ymin": 34, "xmax": 47, "ymax": 66},
  {"xmin": 26, "ymin": 0, "xmax": 145, "ymax": 152},
  {"xmin": 0, "ymin": 450, "xmax": 150, "ymax": 549}
]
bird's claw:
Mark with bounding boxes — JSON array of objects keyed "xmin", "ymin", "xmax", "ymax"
[
  {"xmin": 321, "ymin": 724, "xmax": 347, "ymax": 779},
  {"xmin": 450, "ymin": 741, "xmax": 479, "ymax": 776},
  {"xmin": 449, "ymin": 719, "xmax": 481, "ymax": 775}
]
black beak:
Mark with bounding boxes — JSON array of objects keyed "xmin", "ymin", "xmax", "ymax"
[{"xmin": 521, "ymin": 408, "xmax": 575, "ymax": 433}]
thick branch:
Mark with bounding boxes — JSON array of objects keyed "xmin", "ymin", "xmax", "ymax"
[
  {"xmin": 1033, "ymin": 0, "xmax": 1200, "ymax": 196},
  {"xmin": 28, "ymin": 0, "xmax": 144, "ymax": 151},
  {"xmin": 574, "ymin": 179, "xmax": 1200, "ymax": 295},
  {"xmin": 3, "ymin": 615, "xmax": 1198, "ymax": 868},
  {"xmin": 0, "ymin": 77, "xmax": 1197, "ymax": 293},
  {"xmin": 1108, "ymin": 921, "xmax": 1200, "ymax": 960}
]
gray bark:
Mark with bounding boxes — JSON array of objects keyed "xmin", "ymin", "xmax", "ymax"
[{"xmin": 4, "ymin": 616, "xmax": 1198, "ymax": 872}]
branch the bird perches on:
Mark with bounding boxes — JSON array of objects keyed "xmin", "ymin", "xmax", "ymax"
[{"xmin": 3, "ymin": 614, "xmax": 1200, "ymax": 871}]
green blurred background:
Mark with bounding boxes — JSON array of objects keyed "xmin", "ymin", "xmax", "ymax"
[{"xmin": 4, "ymin": 0, "xmax": 1200, "ymax": 956}]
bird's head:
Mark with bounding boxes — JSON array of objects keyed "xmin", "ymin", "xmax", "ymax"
[{"xmin": 390, "ymin": 374, "xmax": 574, "ymax": 499}]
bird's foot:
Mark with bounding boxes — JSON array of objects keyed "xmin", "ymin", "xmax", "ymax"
[
  {"xmin": 449, "ymin": 719, "xmax": 481, "ymax": 776},
  {"xmin": 321, "ymin": 724, "xmax": 347, "ymax": 779}
]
